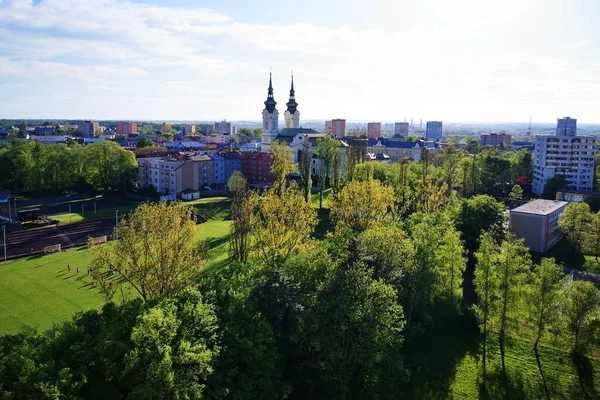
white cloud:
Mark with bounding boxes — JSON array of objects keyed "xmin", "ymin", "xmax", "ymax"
[{"xmin": 573, "ymin": 39, "xmax": 593, "ymax": 48}]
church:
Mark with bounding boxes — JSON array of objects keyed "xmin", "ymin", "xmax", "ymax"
[{"xmin": 261, "ymin": 73, "xmax": 346, "ymax": 171}]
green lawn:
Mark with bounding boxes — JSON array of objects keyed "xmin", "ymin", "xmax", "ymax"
[
  {"xmin": 0, "ymin": 199, "xmax": 231, "ymax": 336},
  {"xmin": 50, "ymin": 204, "xmax": 137, "ymax": 225}
]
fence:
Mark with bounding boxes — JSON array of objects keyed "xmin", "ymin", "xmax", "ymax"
[
  {"xmin": 92, "ymin": 236, "xmax": 108, "ymax": 245},
  {"xmin": 19, "ymin": 193, "xmax": 92, "ymax": 207},
  {"xmin": 43, "ymin": 244, "xmax": 62, "ymax": 254}
]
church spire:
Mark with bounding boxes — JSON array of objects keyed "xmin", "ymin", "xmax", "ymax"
[
  {"xmin": 264, "ymin": 72, "xmax": 277, "ymax": 113},
  {"xmin": 286, "ymin": 73, "xmax": 298, "ymax": 114}
]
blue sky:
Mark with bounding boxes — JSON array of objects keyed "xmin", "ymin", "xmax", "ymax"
[{"xmin": 1, "ymin": 0, "xmax": 599, "ymax": 123}]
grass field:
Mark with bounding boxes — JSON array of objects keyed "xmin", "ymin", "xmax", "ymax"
[
  {"xmin": 50, "ymin": 204, "xmax": 137, "ymax": 225},
  {"xmin": 0, "ymin": 198, "xmax": 231, "ymax": 336}
]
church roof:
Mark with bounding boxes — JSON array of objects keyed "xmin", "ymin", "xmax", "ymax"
[
  {"xmin": 286, "ymin": 75, "xmax": 298, "ymax": 114},
  {"xmin": 277, "ymin": 127, "xmax": 319, "ymax": 137},
  {"xmin": 264, "ymin": 73, "xmax": 277, "ymax": 113}
]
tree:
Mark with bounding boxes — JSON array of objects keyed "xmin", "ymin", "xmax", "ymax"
[
  {"xmin": 508, "ymin": 184, "xmax": 523, "ymax": 201},
  {"xmin": 474, "ymin": 232, "xmax": 500, "ymax": 384},
  {"xmin": 440, "ymin": 145, "xmax": 463, "ymax": 195},
  {"xmin": 314, "ymin": 135, "xmax": 339, "ymax": 186},
  {"xmin": 331, "ymin": 179, "xmax": 395, "ymax": 234},
  {"xmin": 452, "ymin": 195, "xmax": 506, "ymax": 253},
  {"xmin": 270, "ymin": 141, "xmax": 297, "ymax": 197},
  {"xmin": 542, "ymin": 175, "xmax": 566, "ymax": 200},
  {"xmin": 558, "ymin": 202, "xmax": 592, "ymax": 254},
  {"xmin": 299, "ymin": 138, "xmax": 313, "ymax": 202},
  {"xmin": 585, "ymin": 211, "xmax": 600, "ymax": 264},
  {"xmin": 417, "ymin": 176, "xmax": 448, "ymax": 213},
  {"xmin": 465, "ymin": 139, "xmax": 480, "ymax": 155},
  {"xmin": 250, "ymin": 187, "xmax": 317, "ymax": 268},
  {"xmin": 84, "ymin": 141, "xmax": 138, "ymax": 193},
  {"xmin": 525, "ymin": 258, "xmax": 564, "ymax": 350},
  {"xmin": 330, "ymin": 148, "xmax": 341, "ymax": 197},
  {"xmin": 228, "ymin": 172, "xmax": 257, "ymax": 263},
  {"xmin": 136, "ymin": 137, "xmax": 154, "ymax": 148},
  {"xmin": 438, "ymin": 228, "xmax": 467, "ymax": 304},
  {"xmin": 89, "ymin": 202, "xmax": 205, "ymax": 302},
  {"xmin": 562, "ymin": 281, "xmax": 600, "ymax": 354},
  {"xmin": 317, "ymin": 159, "xmax": 327, "ymax": 209},
  {"xmin": 460, "ymin": 156, "xmax": 482, "ymax": 198}
]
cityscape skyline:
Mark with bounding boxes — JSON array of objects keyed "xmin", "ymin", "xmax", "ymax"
[{"xmin": 1, "ymin": 0, "xmax": 600, "ymax": 122}]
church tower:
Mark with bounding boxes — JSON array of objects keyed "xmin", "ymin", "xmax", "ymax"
[
  {"xmin": 284, "ymin": 74, "xmax": 300, "ymax": 129},
  {"xmin": 262, "ymin": 72, "xmax": 279, "ymax": 150}
]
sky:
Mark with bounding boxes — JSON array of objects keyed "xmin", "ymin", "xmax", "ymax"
[{"xmin": 1, "ymin": 0, "xmax": 600, "ymax": 123}]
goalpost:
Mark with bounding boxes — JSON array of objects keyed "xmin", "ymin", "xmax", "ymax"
[{"xmin": 43, "ymin": 244, "xmax": 61, "ymax": 254}]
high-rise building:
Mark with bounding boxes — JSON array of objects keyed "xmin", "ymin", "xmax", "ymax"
[
  {"xmin": 556, "ymin": 117, "xmax": 577, "ymax": 136},
  {"xmin": 367, "ymin": 122, "xmax": 381, "ymax": 139},
  {"xmin": 532, "ymin": 117, "xmax": 596, "ymax": 196},
  {"xmin": 480, "ymin": 133, "xmax": 512, "ymax": 148},
  {"xmin": 182, "ymin": 124, "xmax": 196, "ymax": 135},
  {"xmin": 325, "ymin": 120, "xmax": 333, "ymax": 133},
  {"xmin": 394, "ymin": 122, "xmax": 409, "ymax": 137},
  {"xmin": 77, "ymin": 120, "xmax": 100, "ymax": 138},
  {"xmin": 215, "ymin": 120, "xmax": 233, "ymax": 135},
  {"xmin": 331, "ymin": 119, "xmax": 346, "ymax": 138},
  {"xmin": 116, "ymin": 121, "xmax": 138, "ymax": 135},
  {"xmin": 425, "ymin": 121, "xmax": 443, "ymax": 140}
]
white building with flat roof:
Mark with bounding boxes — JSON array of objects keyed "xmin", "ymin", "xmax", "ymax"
[
  {"xmin": 509, "ymin": 199, "xmax": 568, "ymax": 252},
  {"xmin": 532, "ymin": 117, "xmax": 595, "ymax": 196}
]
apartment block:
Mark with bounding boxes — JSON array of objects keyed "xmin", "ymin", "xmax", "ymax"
[
  {"xmin": 325, "ymin": 120, "xmax": 333, "ymax": 133},
  {"xmin": 331, "ymin": 119, "xmax": 346, "ymax": 138},
  {"xmin": 221, "ymin": 152, "xmax": 243, "ymax": 184},
  {"xmin": 137, "ymin": 158, "xmax": 185, "ymax": 195},
  {"xmin": 367, "ymin": 122, "xmax": 381, "ymax": 139},
  {"xmin": 77, "ymin": 120, "xmax": 100, "ymax": 138},
  {"xmin": 425, "ymin": 121, "xmax": 443, "ymax": 140},
  {"xmin": 394, "ymin": 122, "xmax": 409, "ymax": 137},
  {"xmin": 532, "ymin": 117, "xmax": 596, "ymax": 196},
  {"xmin": 509, "ymin": 199, "xmax": 568, "ymax": 252},
  {"xmin": 214, "ymin": 120, "xmax": 233, "ymax": 135},
  {"xmin": 117, "ymin": 122, "xmax": 138, "ymax": 135},
  {"xmin": 182, "ymin": 124, "xmax": 196, "ymax": 135},
  {"xmin": 480, "ymin": 133, "xmax": 512, "ymax": 148},
  {"xmin": 241, "ymin": 151, "xmax": 274, "ymax": 183},
  {"xmin": 35, "ymin": 126, "xmax": 56, "ymax": 136}
]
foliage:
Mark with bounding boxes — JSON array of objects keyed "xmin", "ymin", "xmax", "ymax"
[
  {"xmin": 542, "ymin": 175, "xmax": 566, "ymax": 200},
  {"xmin": 558, "ymin": 202, "xmax": 592, "ymax": 254},
  {"xmin": 89, "ymin": 201, "xmax": 205, "ymax": 302},
  {"xmin": 270, "ymin": 141, "xmax": 297, "ymax": 196},
  {"xmin": 562, "ymin": 281, "xmax": 600, "ymax": 354},
  {"xmin": 299, "ymin": 139, "xmax": 312, "ymax": 202},
  {"xmin": 508, "ymin": 184, "xmax": 523, "ymax": 201},
  {"xmin": 228, "ymin": 172, "xmax": 256, "ymax": 263},
  {"xmin": 250, "ymin": 187, "xmax": 317, "ymax": 268},
  {"xmin": 452, "ymin": 195, "xmax": 506, "ymax": 253},
  {"xmin": 136, "ymin": 136, "xmax": 154, "ymax": 148},
  {"xmin": 331, "ymin": 179, "xmax": 395, "ymax": 234}
]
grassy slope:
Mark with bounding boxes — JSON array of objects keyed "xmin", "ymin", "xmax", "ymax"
[{"xmin": 0, "ymin": 199, "xmax": 231, "ymax": 336}]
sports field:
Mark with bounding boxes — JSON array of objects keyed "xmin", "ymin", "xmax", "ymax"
[{"xmin": 0, "ymin": 199, "xmax": 231, "ymax": 335}]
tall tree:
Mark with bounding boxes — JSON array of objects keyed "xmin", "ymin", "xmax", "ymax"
[
  {"xmin": 473, "ymin": 232, "xmax": 500, "ymax": 385},
  {"xmin": 299, "ymin": 138, "xmax": 313, "ymax": 202},
  {"xmin": 270, "ymin": 141, "xmax": 298, "ymax": 197},
  {"xmin": 250, "ymin": 187, "xmax": 317, "ymax": 268},
  {"xmin": 525, "ymin": 258, "xmax": 564, "ymax": 351},
  {"xmin": 84, "ymin": 140, "xmax": 138, "ymax": 193},
  {"xmin": 331, "ymin": 179, "xmax": 395, "ymax": 234},
  {"xmin": 585, "ymin": 211, "xmax": 600, "ymax": 264},
  {"xmin": 438, "ymin": 228, "xmax": 467, "ymax": 304},
  {"xmin": 558, "ymin": 202, "xmax": 592, "ymax": 254},
  {"xmin": 562, "ymin": 281, "xmax": 600, "ymax": 354},
  {"xmin": 314, "ymin": 135, "xmax": 339, "ymax": 186},
  {"xmin": 317, "ymin": 159, "xmax": 327, "ymax": 209},
  {"xmin": 452, "ymin": 195, "xmax": 506, "ymax": 253},
  {"xmin": 89, "ymin": 202, "xmax": 204, "ymax": 302},
  {"xmin": 228, "ymin": 172, "xmax": 257, "ymax": 263}
]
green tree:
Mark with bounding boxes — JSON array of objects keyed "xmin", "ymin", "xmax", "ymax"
[
  {"xmin": 136, "ymin": 136, "xmax": 154, "ymax": 148},
  {"xmin": 317, "ymin": 159, "xmax": 327, "ymax": 209},
  {"xmin": 562, "ymin": 281, "xmax": 600, "ymax": 354},
  {"xmin": 558, "ymin": 202, "xmax": 592, "ymax": 254},
  {"xmin": 331, "ymin": 179, "xmax": 395, "ymax": 234},
  {"xmin": 250, "ymin": 187, "xmax": 317, "ymax": 268},
  {"xmin": 465, "ymin": 139, "xmax": 480, "ymax": 155},
  {"xmin": 525, "ymin": 258, "xmax": 564, "ymax": 350},
  {"xmin": 542, "ymin": 175, "xmax": 566, "ymax": 200},
  {"xmin": 438, "ymin": 228, "xmax": 467, "ymax": 304},
  {"xmin": 474, "ymin": 232, "xmax": 500, "ymax": 384},
  {"xmin": 508, "ymin": 184, "xmax": 523, "ymax": 201},
  {"xmin": 452, "ymin": 195, "xmax": 506, "ymax": 253},
  {"xmin": 228, "ymin": 172, "xmax": 257, "ymax": 263},
  {"xmin": 314, "ymin": 135, "xmax": 339, "ymax": 186},
  {"xmin": 84, "ymin": 140, "xmax": 138, "ymax": 193},
  {"xmin": 585, "ymin": 211, "xmax": 600, "ymax": 264},
  {"xmin": 299, "ymin": 138, "xmax": 313, "ymax": 202},
  {"xmin": 270, "ymin": 141, "xmax": 297, "ymax": 197},
  {"xmin": 89, "ymin": 202, "xmax": 205, "ymax": 302}
]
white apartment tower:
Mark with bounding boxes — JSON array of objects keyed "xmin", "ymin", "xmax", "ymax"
[
  {"xmin": 532, "ymin": 117, "xmax": 596, "ymax": 196},
  {"xmin": 262, "ymin": 73, "xmax": 279, "ymax": 151}
]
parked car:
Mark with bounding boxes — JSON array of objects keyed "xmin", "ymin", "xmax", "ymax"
[{"xmin": 203, "ymin": 186, "xmax": 212, "ymax": 191}]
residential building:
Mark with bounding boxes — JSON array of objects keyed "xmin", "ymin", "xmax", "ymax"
[
  {"xmin": 209, "ymin": 153, "xmax": 226, "ymax": 185},
  {"xmin": 117, "ymin": 122, "xmax": 138, "ymax": 135},
  {"xmin": 532, "ymin": 117, "xmax": 596, "ymax": 196},
  {"xmin": 556, "ymin": 189, "xmax": 600, "ymax": 203},
  {"xmin": 556, "ymin": 117, "xmax": 577, "ymax": 136},
  {"xmin": 77, "ymin": 120, "xmax": 100, "ymax": 138},
  {"xmin": 331, "ymin": 119, "xmax": 346, "ymax": 138},
  {"xmin": 241, "ymin": 151, "xmax": 274, "ymax": 183},
  {"xmin": 512, "ymin": 141, "xmax": 534, "ymax": 152},
  {"xmin": 221, "ymin": 152, "xmax": 243, "ymax": 183},
  {"xmin": 201, "ymin": 134, "xmax": 232, "ymax": 145},
  {"xmin": 182, "ymin": 124, "xmax": 196, "ymax": 135},
  {"xmin": 190, "ymin": 154, "xmax": 215, "ymax": 187},
  {"xmin": 425, "ymin": 121, "xmax": 443, "ymax": 140},
  {"xmin": 325, "ymin": 120, "xmax": 333, "ymax": 133},
  {"xmin": 214, "ymin": 120, "xmax": 233, "ymax": 135},
  {"xmin": 367, "ymin": 122, "xmax": 381, "ymax": 139},
  {"xmin": 509, "ymin": 199, "xmax": 568, "ymax": 252},
  {"xmin": 394, "ymin": 122, "xmax": 409, "ymax": 137},
  {"xmin": 30, "ymin": 135, "xmax": 68, "ymax": 145},
  {"xmin": 35, "ymin": 126, "xmax": 56, "ymax": 136},
  {"xmin": 366, "ymin": 138, "xmax": 441, "ymax": 162},
  {"xmin": 137, "ymin": 158, "xmax": 185, "ymax": 195},
  {"xmin": 366, "ymin": 153, "xmax": 392, "ymax": 163},
  {"xmin": 480, "ymin": 133, "xmax": 512, "ymax": 148}
]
